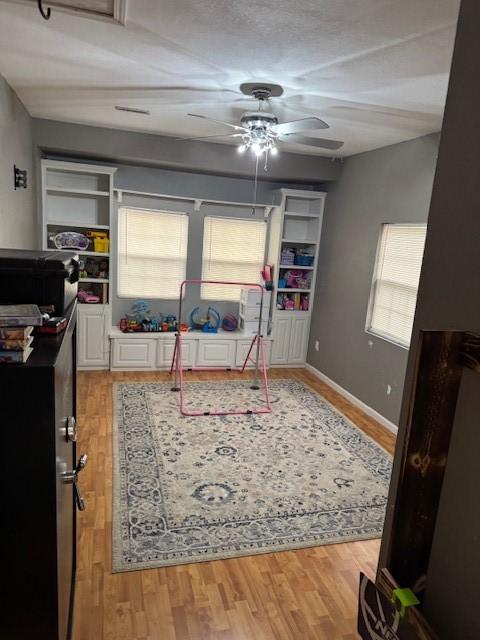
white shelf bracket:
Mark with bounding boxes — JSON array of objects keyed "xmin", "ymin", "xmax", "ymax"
[
  {"xmin": 264, "ymin": 206, "xmax": 272, "ymax": 219},
  {"xmin": 117, "ymin": 190, "xmax": 123, "ymax": 203},
  {"xmin": 194, "ymin": 199, "xmax": 202, "ymax": 212}
]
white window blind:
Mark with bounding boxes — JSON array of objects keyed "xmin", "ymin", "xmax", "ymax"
[
  {"xmin": 367, "ymin": 223, "xmax": 427, "ymax": 347},
  {"xmin": 117, "ymin": 207, "xmax": 188, "ymax": 299},
  {"xmin": 201, "ymin": 217, "xmax": 267, "ymax": 301}
]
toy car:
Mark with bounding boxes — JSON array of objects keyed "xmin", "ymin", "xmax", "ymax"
[{"xmin": 77, "ymin": 290, "xmax": 100, "ymax": 304}]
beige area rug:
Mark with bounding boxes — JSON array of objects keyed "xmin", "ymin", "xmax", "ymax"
[{"xmin": 112, "ymin": 379, "xmax": 392, "ymax": 571}]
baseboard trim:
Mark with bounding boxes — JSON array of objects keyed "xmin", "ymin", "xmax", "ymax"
[{"xmin": 304, "ymin": 363, "xmax": 398, "ymax": 434}]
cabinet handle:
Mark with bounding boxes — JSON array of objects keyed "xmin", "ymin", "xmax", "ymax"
[
  {"xmin": 66, "ymin": 416, "xmax": 77, "ymax": 442},
  {"xmin": 61, "ymin": 454, "xmax": 88, "ymax": 511}
]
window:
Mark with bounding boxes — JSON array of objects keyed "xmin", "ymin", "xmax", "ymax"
[
  {"xmin": 117, "ymin": 207, "xmax": 188, "ymax": 299},
  {"xmin": 367, "ymin": 223, "xmax": 427, "ymax": 348},
  {"xmin": 201, "ymin": 216, "xmax": 267, "ymax": 301}
]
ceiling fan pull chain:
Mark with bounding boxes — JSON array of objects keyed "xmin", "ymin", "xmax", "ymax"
[
  {"xmin": 251, "ymin": 155, "xmax": 260, "ymax": 216},
  {"xmin": 38, "ymin": 0, "xmax": 51, "ymax": 20}
]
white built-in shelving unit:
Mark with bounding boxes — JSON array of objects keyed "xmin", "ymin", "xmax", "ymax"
[
  {"xmin": 267, "ymin": 189, "xmax": 326, "ymax": 365},
  {"xmin": 40, "ymin": 159, "xmax": 116, "ymax": 369}
]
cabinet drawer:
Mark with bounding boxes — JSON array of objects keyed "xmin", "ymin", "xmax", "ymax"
[
  {"xmin": 157, "ymin": 339, "xmax": 196, "ymax": 368},
  {"xmin": 111, "ymin": 339, "xmax": 156, "ymax": 369},
  {"xmin": 235, "ymin": 339, "xmax": 271, "ymax": 368},
  {"xmin": 196, "ymin": 340, "xmax": 235, "ymax": 367}
]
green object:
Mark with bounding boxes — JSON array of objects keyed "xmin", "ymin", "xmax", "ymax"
[{"xmin": 391, "ymin": 588, "xmax": 420, "ymax": 618}]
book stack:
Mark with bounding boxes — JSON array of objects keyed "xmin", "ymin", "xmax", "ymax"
[{"xmin": 0, "ymin": 304, "xmax": 43, "ymax": 364}]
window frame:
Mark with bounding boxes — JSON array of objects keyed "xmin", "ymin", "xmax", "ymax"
[
  {"xmin": 200, "ymin": 215, "xmax": 267, "ymax": 302},
  {"xmin": 365, "ymin": 222, "xmax": 427, "ymax": 349},
  {"xmin": 116, "ymin": 205, "xmax": 189, "ymax": 300}
]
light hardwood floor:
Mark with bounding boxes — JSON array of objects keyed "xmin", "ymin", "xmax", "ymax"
[{"xmin": 73, "ymin": 368, "xmax": 396, "ymax": 640}]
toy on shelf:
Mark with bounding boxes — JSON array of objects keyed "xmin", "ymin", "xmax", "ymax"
[
  {"xmin": 78, "ymin": 258, "xmax": 88, "ymax": 279},
  {"xmin": 86, "ymin": 231, "xmax": 109, "ymax": 253},
  {"xmin": 165, "ymin": 315, "xmax": 178, "ymax": 332},
  {"xmin": 300, "ymin": 294, "xmax": 310, "ymax": 311},
  {"xmin": 54, "ymin": 231, "xmax": 89, "ymax": 251},
  {"xmin": 121, "ymin": 300, "xmax": 163, "ymax": 332},
  {"xmin": 77, "ymin": 290, "xmax": 100, "ymax": 304},
  {"xmin": 284, "ymin": 270, "xmax": 303, "ymax": 288},
  {"xmin": 222, "ymin": 312, "xmax": 238, "ymax": 332},
  {"xmin": 189, "ymin": 306, "xmax": 220, "ymax": 333}
]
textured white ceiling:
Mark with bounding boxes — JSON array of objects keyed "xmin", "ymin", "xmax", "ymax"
[{"xmin": 0, "ymin": 0, "xmax": 460, "ymax": 156}]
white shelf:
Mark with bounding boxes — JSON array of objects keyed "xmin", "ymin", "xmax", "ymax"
[
  {"xmin": 46, "ymin": 186, "xmax": 110, "ymax": 197},
  {"xmin": 80, "ymin": 277, "xmax": 109, "ymax": 283},
  {"xmin": 78, "ymin": 251, "xmax": 110, "ymax": 257},
  {"xmin": 279, "ymin": 264, "xmax": 314, "ymax": 270},
  {"xmin": 47, "ymin": 221, "xmax": 110, "ymax": 230},
  {"xmin": 282, "ymin": 238, "xmax": 319, "ymax": 245},
  {"xmin": 109, "ymin": 327, "xmax": 272, "ymax": 340},
  {"xmin": 277, "ymin": 288, "xmax": 311, "ymax": 293},
  {"xmin": 284, "ymin": 211, "xmax": 320, "ymax": 218}
]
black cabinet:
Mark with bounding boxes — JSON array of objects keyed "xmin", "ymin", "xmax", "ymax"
[{"xmin": 0, "ymin": 303, "xmax": 80, "ymax": 640}]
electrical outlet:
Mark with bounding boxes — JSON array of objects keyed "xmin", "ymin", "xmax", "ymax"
[
  {"xmin": 315, "ymin": 340, "xmax": 319, "ymax": 351},
  {"xmin": 386, "ymin": 384, "xmax": 392, "ymax": 396}
]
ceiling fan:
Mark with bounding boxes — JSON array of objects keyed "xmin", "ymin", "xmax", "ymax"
[{"xmin": 178, "ymin": 83, "xmax": 344, "ymax": 156}]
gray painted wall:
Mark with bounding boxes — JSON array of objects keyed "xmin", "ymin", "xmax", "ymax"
[
  {"xmin": 33, "ymin": 118, "xmax": 342, "ymax": 184},
  {"xmin": 380, "ymin": 2, "xmax": 480, "ymax": 636},
  {"xmin": 0, "ymin": 75, "xmax": 35, "ymax": 249},
  {"xmin": 307, "ymin": 133, "xmax": 439, "ymax": 424}
]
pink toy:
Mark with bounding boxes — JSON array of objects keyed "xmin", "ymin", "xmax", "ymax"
[
  {"xmin": 300, "ymin": 295, "xmax": 310, "ymax": 311},
  {"xmin": 77, "ymin": 290, "xmax": 100, "ymax": 304},
  {"xmin": 285, "ymin": 269, "xmax": 303, "ymax": 288},
  {"xmin": 284, "ymin": 298, "xmax": 295, "ymax": 310}
]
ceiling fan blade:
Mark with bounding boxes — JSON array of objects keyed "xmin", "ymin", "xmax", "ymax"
[
  {"xmin": 175, "ymin": 133, "xmax": 243, "ymax": 142},
  {"xmin": 272, "ymin": 117, "xmax": 329, "ymax": 135},
  {"xmin": 279, "ymin": 134, "xmax": 344, "ymax": 150},
  {"xmin": 187, "ymin": 113, "xmax": 247, "ymax": 132}
]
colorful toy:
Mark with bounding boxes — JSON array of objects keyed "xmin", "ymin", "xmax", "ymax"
[
  {"xmin": 300, "ymin": 294, "xmax": 310, "ymax": 311},
  {"xmin": 77, "ymin": 290, "xmax": 100, "ymax": 304},
  {"xmin": 189, "ymin": 306, "xmax": 220, "ymax": 333},
  {"xmin": 222, "ymin": 312, "xmax": 238, "ymax": 331},
  {"xmin": 284, "ymin": 269, "xmax": 303, "ymax": 288},
  {"xmin": 121, "ymin": 300, "xmax": 163, "ymax": 332},
  {"xmin": 164, "ymin": 315, "xmax": 177, "ymax": 332},
  {"xmin": 126, "ymin": 300, "xmax": 152, "ymax": 324},
  {"xmin": 86, "ymin": 231, "xmax": 109, "ymax": 253}
]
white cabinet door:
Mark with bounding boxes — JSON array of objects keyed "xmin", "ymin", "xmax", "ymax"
[
  {"xmin": 288, "ymin": 316, "xmax": 310, "ymax": 364},
  {"xmin": 270, "ymin": 316, "xmax": 291, "ymax": 365},
  {"xmin": 77, "ymin": 305, "xmax": 110, "ymax": 369},
  {"xmin": 157, "ymin": 338, "xmax": 196, "ymax": 368},
  {"xmin": 196, "ymin": 340, "xmax": 235, "ymax": 367},
  {"xmin": 111, "ymin": 339, "xmax": 156, "ymax": 369},
  {"xmin": 235, "ymin": 339, "xmax": 272, "ymax": 368}
]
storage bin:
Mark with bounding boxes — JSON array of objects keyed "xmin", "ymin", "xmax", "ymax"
[
  {"xmin": 294, "ymin": 254, "xmax": 314, "ymax": 266},
  {"xmin": 239, "ymin": 302, "xmax": 269, "ymax": 322},
  {"xmin": 278, "ymin": 278, "xmax": 287, "ymax": 288},
  {"xmin": 238, "ymin": 315, "xmax": 268, "ymax": 335},
  {"xmin": 280, "ymin": 248, "xmax": 295, "ymax": 265},
  {"xmin": 240, "ymin": 287, "xmax": 271, "ymax": 308}
]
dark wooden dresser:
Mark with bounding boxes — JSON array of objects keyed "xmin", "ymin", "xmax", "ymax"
[{"xmin": 0, "ymin": 303, "xmax": 82, "ymax": 640}]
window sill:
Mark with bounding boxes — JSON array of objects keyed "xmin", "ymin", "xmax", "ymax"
[{"xmin": 365, "ymin": 328, "xmax": 410, "ymax": 351}]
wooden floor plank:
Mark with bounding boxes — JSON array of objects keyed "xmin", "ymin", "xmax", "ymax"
[{"xmin": 72, "ymin": 368, "xmax": 395, "ymax": 639}]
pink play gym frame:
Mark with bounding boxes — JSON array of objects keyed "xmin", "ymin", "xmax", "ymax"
[{"xmin": 170, "ymin": 279, "xmax": 272, "ymax": 417}]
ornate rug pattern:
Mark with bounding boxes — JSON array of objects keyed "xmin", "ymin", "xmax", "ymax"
[{"xmin": 112, "ymin": 379, "xmax": 392, "ymax": 571}]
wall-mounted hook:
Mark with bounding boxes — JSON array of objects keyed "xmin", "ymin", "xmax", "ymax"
[{"xmin": 38, "ymin": 0, "xmax": 51, "ymax": 20}]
